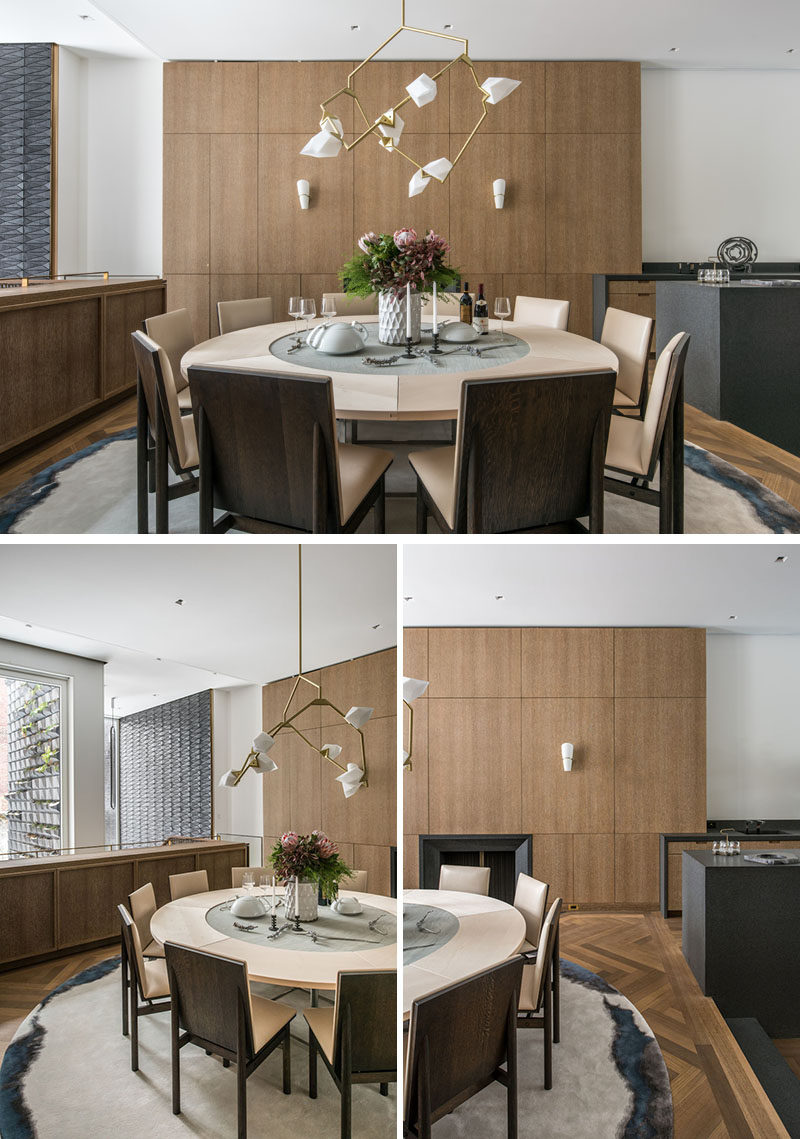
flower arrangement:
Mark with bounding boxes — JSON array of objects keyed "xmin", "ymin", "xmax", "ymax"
[
  {"xmin": 270, "ymin": 830, "xmax": 354, "ymax": 901},
  {"xmin": 340, "ymin": 228, "xmax": 460, "ymax": 298}
]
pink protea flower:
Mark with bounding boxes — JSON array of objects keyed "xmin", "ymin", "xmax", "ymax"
[
  {"xmin": 394, "ymin": 227, "xmax": 418, "ymax": 248},
  {"xmin": 357, "ymin": 231, "xmax": 378, "ymax": 253},
  {"xmin": 281, "ymin": 831, "xmax": 299, "ymax": 849},
  {"xmin": 317, "ymin": 836, "xmax": 338, "ymax": 859}
]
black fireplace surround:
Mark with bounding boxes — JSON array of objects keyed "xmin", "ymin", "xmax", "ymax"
[{"xmin": 418, "ymin": 834, "xmax": 532, "ymax": 904}]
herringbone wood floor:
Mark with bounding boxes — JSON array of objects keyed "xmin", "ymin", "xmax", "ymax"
[
  {"xmin": 560, "ymin": 912, "xmax": 794, "ymax": 1139},
  {"xmin": 1, "ymin": 918, "xmax": 797, "ymax": 1137},
  {"xmin": 2, "ymin": 397, "xmax": 800, "ymax": 513}
]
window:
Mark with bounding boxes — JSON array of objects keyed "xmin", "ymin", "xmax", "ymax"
[{"xmin": 0, "ymin": 670, "xmax": 67, "ymax": 858}]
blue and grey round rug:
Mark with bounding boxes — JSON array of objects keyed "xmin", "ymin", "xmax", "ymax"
[{"xmin": 0, "ymin": 429, "xmax": 797, "ymax": 534}]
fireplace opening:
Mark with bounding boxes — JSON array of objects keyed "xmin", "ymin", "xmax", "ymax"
[{"xmin": 418, "ymin": 834, "xmax": 532, "ymax": 904}]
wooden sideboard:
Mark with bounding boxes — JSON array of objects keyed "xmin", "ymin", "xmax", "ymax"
[
  {"xmin": 0, "ymin": 838, "xmax": 248, "ymax": 969},
  {"xmin": 0, "ymin": 275, "xmax": 165, "ymax": 461}
]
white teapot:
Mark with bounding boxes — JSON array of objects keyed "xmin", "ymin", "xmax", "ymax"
[
  {"xmin": 332, "ymin": 896, "xmax": 362, "ymax": 915},
  {"xmin": 307, "ymin": 321, "xmax": 369, "ymax": 355}
]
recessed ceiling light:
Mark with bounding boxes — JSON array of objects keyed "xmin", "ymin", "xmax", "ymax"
[
  {"xmin": 728, "ymin": 615, "xmax": 738, "ymax": 621},
  {"xmin": 444, "ymin": 23, "xmax": 454, "ymax": 30},
  {"xmin": 786, "ymin": 48, "xmax": 795, "ymax": 54},
  {"xmin": 775, "ymin": 555, "xmax": 788, "ymax": 563},
  {"xmin": 668, "ymin": 46, "xmax": 679, "ymax": 52},
  {"xmin": 25, "ymin": 623, "xmax": 32, "ymax": 628},
  {"xmin": 372, "ymin": 623, "xmax": 382, "ymax": 630},
  {"xmin": 350, "ymin": 24, "xmax": 360, "ymax": 31},
  {"xmin": 403, "ymin": 596, "xmax": 414, "ymax": 602},
  {"xmin": 494, "ymin": 594, "xmax": 505, "ymax": 601},
  {"xmin": 174, "ymin": 598, "xmax": 184, "ymax": 606},
  {"xmin": 78, "ymin": 13, "xmax": 94, "ymax": 20}
]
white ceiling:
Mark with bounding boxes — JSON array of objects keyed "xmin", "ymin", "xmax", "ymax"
[
  {"xmin": 0, "ymin": 543, "xmax": 396, "ymax": 716},
  {"xmin": 403, "ymin": 542, "xmax": 800, "ymax": 633},
  {"xmin": 3, "ymin": 0, "xmax": 800, "ymax": 68}
]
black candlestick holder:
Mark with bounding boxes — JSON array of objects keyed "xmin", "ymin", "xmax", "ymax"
[
  {"xmin": 270, "ymin": 910, "xmax": 278, "ymax": 932},
  {"xmin": 293, "ymin": 913, "xmax": 302, "ymax": 933},
  {"xmin": 403, "ymin": 335, "xmax": 415, "ymax": 359},
  {"xmin": 429, "ymin": 330, "xmax": 442, "ymax": 354}
]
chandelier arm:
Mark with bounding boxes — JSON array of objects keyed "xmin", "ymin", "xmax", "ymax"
[
  {"xmin": 403, "ymin": 699, "xmax": 414, "ymax": 764},
  {"xmin": 450, "ymin": 101, "xmax": 489, "ymax": 169},
  {"xmin": 281, "ymin": 673, "xmax": 303, "ymax": 721},
  {"xmin": 355, "ymin": 727, "xmax": 368, "ymax": 787},
  {"xmin": 348, "ymin": 25, "xmax": 405, "ymax": 85},
  {"xmin": 387, "ymin": 142, "xmax": 424, "ymax": 170},
  {"xmin": 400, "ymin": 24, "xmax": 469, "ymax": 54},
  {"xmin": 232, "ymin": 747, "xmax": 259, "ymax": 787}
]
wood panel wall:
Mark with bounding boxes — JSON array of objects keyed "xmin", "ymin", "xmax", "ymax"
[
  {"xmin": 262, "ymin": 647, "xmax": 396, "ymax": 896},
  {"xmin": 403, "ymin": 627, "xmax": 706, "ymax": 908},
  {"xmin": 162, "ymin": 60, "xmax": 641, "ymax": 340}
]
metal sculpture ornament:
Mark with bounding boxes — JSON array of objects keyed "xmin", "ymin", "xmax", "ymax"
[
  {"xmin": 300, "ymin": 1, "xmax": 521, "ymax": 197},
  {"xmin": 717, "ymin": 236, "xmax": 758, "ymax": 270}
]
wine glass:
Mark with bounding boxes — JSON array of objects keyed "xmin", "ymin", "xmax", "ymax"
[
  {"xmin": 288, "ymin": 296, "xmax": 303, "ymax": 340},
  {"xmin": 494, "ymin": 296, "xmax": 511, "ymax": 342},
  {"xmin": 321, "ymin": 296, "xmax": 337, "ymax": 323},
  {"xmin": 300, "ymin": 298, "xmax": 316, "ymax": 336},
  {"xmin": 242, "ymin": 870, "xmax": 255, "ymax": 892},
  {"xmin": 259, "ymin": 874, "xmax": 270, "ymax": 893}
]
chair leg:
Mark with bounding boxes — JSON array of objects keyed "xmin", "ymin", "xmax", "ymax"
[
  {"xmin": 374, "ymin": 475, "xmax": 386, "ymax": 533},
  {"xmin": 121, "ymin": 941, "xmax": 129, "ymax": 1037},
  {"xmin": 136, "ymin": 378, "xmax": 149, "ymax": 535},
  {"xmin": 171, "ymin": 1005, "xmax": 181, "ymax": 1114},
  {"xmin": 308, "ymin": 1034, "xmax": 317, "ymax": 1099},
  {"xmin": 341, "ymin": 1075, "xmax": 352, "ymax": 1139},
  {"xmin": 237, "ymin": 1058, "xmax": 247, "ymax": 1139},
  {"xmin": 380, "ymin": 1083, "xmax": 389, "ymax": 1096},
  {"xmin": 129, "ymin": 976, "xmax": 139, "ymax": 1072},
  {"xmin": 543, "ymin": 973, "xmax": 553, "ymax": 1091},
  {"xmin": 154, "ymin": 409, "xmax": 169, "ymax": 534},
  {"xmin": 507, "ymin": 995, "xmax": 518, "ymax": 1139},
  {"xmin": 282, "ymin": 1028, "xmax": 291, "ymax": 1094},
  {"xmin": 673, "ymin": 382, "xmax": 685, "ymax": 534},
  {"xmin": 415, "ymin": 480, "xmax": 428, "ymax": 534}
]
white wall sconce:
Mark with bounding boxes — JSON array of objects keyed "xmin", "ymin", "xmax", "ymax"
[
  {"xmin": 297, "ymin": 179, "xmax": 311, "ymax": 209},
  {"xmin": 561, "ymin": 742, "xmax": 574, "ymax": 772},
  {"xmin": 493, "ymin": 178, "xmax": 506, "ymax": 209}
]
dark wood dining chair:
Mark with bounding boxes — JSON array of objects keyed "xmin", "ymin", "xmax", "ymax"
[
  {"xmin": 165, "ymin": 943, "xmax": 294, "ymax": 1139},
  {"xmin": 186, "ymin": 365, "xmax": 392, "ymax": 533},
  {"xmin": 404, "ymin": 957, "xmax": 523, "ymax": 1138},
  {"xmin": 517, "ymin": 898, "xmax": 562, "ymax": 1089},
  {"xmin": 409, "ymin": 369, "xmax": 616, "ymax": 533},
  {"xmin": 604, "ymin": 331, "xmax": 690, "ymax": 533},
  {"xmin": 131, "ymin": 330, "xmax": 198, "ymax": 534},
  {"xmin": 118, "ymin": 903, "xmax": 171, "ymax": 1073},
  {"xmin": 304, "ymin": 969, "xmax": 396, "ymax": 1139}
]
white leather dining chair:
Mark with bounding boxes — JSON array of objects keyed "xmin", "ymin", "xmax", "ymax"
[
  {"xmin": 513, "ymin": 295, "xmax": 570, "ymax": 329},
  {"xmin": 438, "ymin": 864, "xmax": 491, "ymax": 895}
]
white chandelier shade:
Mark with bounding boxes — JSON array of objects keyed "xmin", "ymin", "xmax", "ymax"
[
  {"xmin": 481, "ymin": 76, "xmax": 522, "ymax": 105},
  {"xmin": 321, "ymin": 743, "xmax": 343, "ymax": 761},
  {"xmin": 344, "ymin": 706, "xmax": 374, "ymax": 729},
  {"xmin": 403, "ymin": 676, "xmax": 429, "ymax": 702},
  {"xmin": 336, "ymin": 762, "xmax": 366, "ymax": 798},
  {"xmin": 406, "ymin": 72, "xmax": 438, "ymax": 107}
]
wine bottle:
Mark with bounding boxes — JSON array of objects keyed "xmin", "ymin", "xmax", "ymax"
[
  {"xmin": 459, "ymin": 281, "xmax": 473, "ymax": 325},
  {"xmin": 474, "ymin": 283, "xmax": 489, "ymax": 334}
]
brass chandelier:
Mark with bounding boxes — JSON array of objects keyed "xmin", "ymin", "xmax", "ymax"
[
  {"xmin": 300, "ymin": 1, "xmax": 522, "ymax": 197},
  {"xmin": 218, "ymin": 547, "xmax": 372, "ymax": 798}
]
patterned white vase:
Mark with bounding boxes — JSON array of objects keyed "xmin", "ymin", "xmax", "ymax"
[
  {"xmin": 378, "ymin": 289, "xmax": 422, "ymax": 345},
  {"xmin": 284, "ymin": 877, "xmax": 318, "ymax": 922}
]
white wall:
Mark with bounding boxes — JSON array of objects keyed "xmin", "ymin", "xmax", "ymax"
[
  {"xmin": 642, "ymin": 70, "xmax": 800, "ymax": 262},
  {"xmin": 0, "ymin": 638, "xmax": 105, "ymax": 848},
  {"xmin": 707, "ymin": 634, "xmax": 800, "ymax": 820},
  {"xmin": 56, "ymin": 52, "xmax": 162, "ymax": 275},
  {"xmin": 212, "ymin": 686, "xmax": 264, "ymax": 862}
]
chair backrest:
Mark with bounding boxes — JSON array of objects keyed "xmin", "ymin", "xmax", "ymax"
[
  {"xmin": 165, "ymin": 942, "xmax": 256, "ymax": 1058},
  {"xmin": 322, "ymin": 291, "xmax": 378, "ymax": 316},
  {"xmin": 231, "ymin": 866, "xmax": 273, "ymax": 887},
  {"xmin": 519, "ymin": 898, "xmax": 562, "ymax": 1012},
  {"xmin": 217, "ymin": 297, "xmax": 273, "ymax": 335},
  {"xmin": 438, "ymin": 864, "xmax": 491, "ymax": 895},
  {"xmin": 332, "ymin": 970, "xmax": 396, "ymax": 1077},
  {"xmin": 600, "ymin": 307, "xmax": 654, "ymax": 404},
  {"xmin": 513, "ymin": 295, "xmax": 570, "ymax": 330},
  {"xmin": 348, "ymin": 869, "xmax": 368, "ymax": 893},
  {"xmin": 187, "ymin": 365, "xmax": 345, "ymax": 531},
  {"xmin": 118, "ymin": 903, "xmax": 147, "ymax": 998},
  {"xmin": 131, "ymin": 331, "xmax": 197, "ymax": 472},
  {"xmin": 513, "ymin": 873, "xmax": 549, "ymax": 947},
  {"xmin": 169, "ymin": 869, "xmax": 209, "ymax": 900},
  {"xmin": 405, "ymin": 957, "xmax": 523, "ymax": 1130},
  {"xmin": 144, "ymin": 308, "xmax": 194, "ymax": 394},
  {"xmin": 452, "ymin": 370, "xmax": 615, "ymax": 532},
  {"xmin": 638, "ymin": 331, "xmax": 690, "ymax": 478},
  {"xmin": 129, "ymin": 883, "xmax": 157, "ymax": 949}
]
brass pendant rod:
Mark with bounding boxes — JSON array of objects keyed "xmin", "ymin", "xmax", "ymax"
[{"xmin": 298, "ymin": 544, "xmax": 303, "ymax": 677}]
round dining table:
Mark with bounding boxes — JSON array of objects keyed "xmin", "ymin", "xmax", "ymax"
[
  {"xmin": 181, "ymin": 317, "xmax": 618, "ymax": 423},
  {"xmin": 150, "ymin": 888, "xmax": 397, "ymax": 993},
  {"xmin": 402, "ymin": 889, "xmax": 526, "ymax": 1017}
]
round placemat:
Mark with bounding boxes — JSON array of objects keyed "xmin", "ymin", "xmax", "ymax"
[
  {"xmin": 205, "ymin": 899, "xmax": 396, "ymax": 952},
  {"xmin": 403, "ymin": 903, "xmax": 460, "ymax": 964},
  {"xmin": 269, "ymin": 324, "xmax": 530, "ymax": 375}
]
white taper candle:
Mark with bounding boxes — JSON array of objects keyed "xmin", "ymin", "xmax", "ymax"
[
  {"xmin": 406, "ymin": 282, "xmax": 412, "ymax": 339},
  {"xmin": 432, "ymin": 281, "xmax": 438, "ymax": 334}
]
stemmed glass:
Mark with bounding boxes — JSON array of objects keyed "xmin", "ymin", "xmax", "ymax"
[
  {"xmin": 288, "ymin": 296, "xmax": 303, "ymax": 341},
  {"xmin": 494, "ymin": 296, "xmax": 511, "ymax": 342},
  {"xmin": 241, "ymin": 871, "xmax": 255, "ymax": 892},
  {"xmin": 321, "ymin": 296, "xmax": 337, "ymax": 323},
  {"xmin": 300, "ymin": 298, "xmax": 316, "ymax": 336}
]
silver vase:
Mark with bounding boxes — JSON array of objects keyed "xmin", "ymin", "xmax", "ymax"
[
  {"xmin": 378, "ymin": 290, "xmax": 422, "ymax": 345},
  {"xmin": 284, "ymin": 877, "xmax": 318, "ymax": 922}
]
